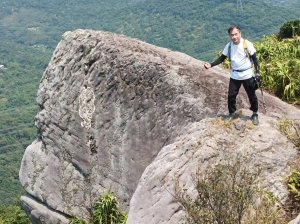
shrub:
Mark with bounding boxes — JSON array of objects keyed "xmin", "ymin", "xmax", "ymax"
[
  {"xmin": 283, "ymin": 168, "xmax": 300, "ymax": 219},
  {"xmin": 92, "ymin": 193, "xmax": 127, "ymax": 224},
  {"xmin": 242, "ymin": 190, "xmax": 284, "ymax": 224},
  {"xmin": 277, "ymin": 119, "xmax": 300, "ymax": 218},
  {"xmin": 278, "ymin": 20, "xmax": 300, "ymax": 39},
  {"xmin": 277, "ymin": 119, "xmax": 300, "ymax": 148},
  {"xmin": 288, "ymin": 169, "xmax": 300, "ymax": 203},
  {"xmin": 68, "ymin": 192, "xmax": 127, "ymax": 224},
  {"xmin": 255, "ymin": 35, "xmax": 300, "ymax": 103},
  {"xmin": 69, "ymin": 217, "xmax": 87, "ymax": 224},
  {"xmin": 175, "ymin": 156, "xmax": 285, "ymax": 224}
]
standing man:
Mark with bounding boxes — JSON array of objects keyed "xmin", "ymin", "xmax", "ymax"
[{"xmin": 204, "ymin": 25, "xmax": 260, "ymax": 125}]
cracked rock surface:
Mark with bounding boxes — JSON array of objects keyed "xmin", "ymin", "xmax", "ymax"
[{"xmin": 19, "ymin": 29, "xmax": 300, "ymax": 223}]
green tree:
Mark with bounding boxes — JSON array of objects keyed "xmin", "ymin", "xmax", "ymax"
[{"xmin": 278, "ymin": 20, "xmax": 300, "ymax": 39}]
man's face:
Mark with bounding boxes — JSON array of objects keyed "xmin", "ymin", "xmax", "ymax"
[{"xmin": 229, "ymin": 28, "xmax": 241, "ymax": 45}]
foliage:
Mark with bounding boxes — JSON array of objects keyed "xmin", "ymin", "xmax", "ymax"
[
  {"xmin": 255, "ymin": 35, "xmax": 300, "ymax": 103},
  {"xmin": 68, "ymin": 192, "xmax": 127, "ymax": 224},
  {"xmin": 277, "ymin": 119, "xmax": 300, "ymax": 217},
  {"xmin": 92, "ymin": 193, "xmax": 127, "ymax": 224},
  {"xmin": 69, "ymin": 217, "xmax": 87, "ymax": 224},
  {"xmin": 242, "ymin": 190, "xmax": 284, "ymax": 224},
  {"xmin": 175, "ymin": 156, "xmax": 285, "ymax": 224},
  {"xmin": 287, "ymin": 169, "xmax": 300, "ymax": 203},
  {"xmin": 285, "ymin": 168, "xmax": 300, "ymax": 218},
  {"xmin": 278, "ymin": 20, "xmax": 300, "ymax": 39},
  {"xmin": 0, "ymin": 41, "xmax": 50, "ymax": 206},
  {"xmin": 277, "ymin": 119, "xmax": 300, "ymax": 148},
  {"xmin": 0, "ymin": 204, "xmax": 30, "ymax": 224}
]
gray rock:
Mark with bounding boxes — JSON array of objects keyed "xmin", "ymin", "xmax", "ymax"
[
  {"xmin": 127, "ymin": 114, "xmax": 297, "ymax": 223},
  {"xmin": 21, "ymin": 195, "xmax": 69, "ymax": 224},
  {"xmin": 290, "ymin": 213, "xmax": 300, "ymax": 224},
  {"xmin": 19, "ymin": 29, "xmax": 300, "ymax": 223}
]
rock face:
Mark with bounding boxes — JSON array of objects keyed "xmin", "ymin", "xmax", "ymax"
[
  {"xmin": 126, "ymin": 114, "xmax": 297, "ymax": 223},
  {"xmin": 19, "ymin": 29, "xmax": 300, "ymax": 223}
]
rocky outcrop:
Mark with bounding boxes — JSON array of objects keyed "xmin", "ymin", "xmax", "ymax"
[
  {"xmin": 126, "ymin": 113, "xmax": 297, "ymax": 223},
  {"xmin": 19, "ymin": 29, "xmax": 300, "ymax": 223}
]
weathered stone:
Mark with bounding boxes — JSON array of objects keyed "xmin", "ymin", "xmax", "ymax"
[
  {"xmin": 126, "ymin": 114, "xmax": 297, "ymax": 223},
  {"xmin": 19, "ymin": 29, "xmax": 300, "ymax": 223},
  {"xmin": 21, "ymin": 195, "xmax": 69, "ymax": 224},
  {"xmin": 290, "ymin": 213, "xmax": 300, "ymax": 224}
]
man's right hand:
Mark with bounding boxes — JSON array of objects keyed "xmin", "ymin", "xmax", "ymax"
[
  {"xmin": 204, "ymin": 62, "xmax": 211, "ymax": 69},
  {"xmin": 255, "ymin": 74, "xmax": 262, "ymax": 83}
]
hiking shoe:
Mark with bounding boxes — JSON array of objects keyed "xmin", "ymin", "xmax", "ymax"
[
  {"xmin": 251, "ymin": 114, "xmax": 259, "ymax": 125},
  {"xmin": 224, "ymin": 113, "xmax": 239, "ymax": 121}
]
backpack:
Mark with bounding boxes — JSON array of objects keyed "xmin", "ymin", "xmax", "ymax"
[{"xmin": 227, "ymin": 39, "xmax": 250, "ymax": 62}]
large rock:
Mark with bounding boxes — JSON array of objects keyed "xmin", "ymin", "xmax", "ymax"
[
  {"xmin": 19, "ymin": 29, "xmax": 300, "ymax": 223},
  {"xmin": 126, "ymin": 114, "xmax": 297, "ymax": 223}
]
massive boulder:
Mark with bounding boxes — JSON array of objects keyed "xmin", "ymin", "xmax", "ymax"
[
  {"xmin": 19, "ymin": 29, "xmax": 300, "ymax": 223},
  {"xmin": 126, "ymin": 114, "xmax": 297, "ymax": 223}
]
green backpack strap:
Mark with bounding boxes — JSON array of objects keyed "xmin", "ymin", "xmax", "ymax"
[{"xmin": 243, "ymin": 39, "xmax": 250, "ymax": 59}]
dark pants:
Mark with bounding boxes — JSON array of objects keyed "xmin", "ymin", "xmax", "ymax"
[{"xmin": 228, "ymin": 77, "xmax": 258, "ymax": 114}]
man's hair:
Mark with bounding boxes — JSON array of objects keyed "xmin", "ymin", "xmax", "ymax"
[{"xmin": 228, "ymin": 25, "xmax": 241, "ymax": 34}]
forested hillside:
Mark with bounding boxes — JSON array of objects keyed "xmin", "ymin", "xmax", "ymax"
[
  {"xmin": 0, "ymin": 0, "xmax": 299, "ymax": 207},
  {"xmin": 1, "ymin": 0, "xmax": 299, "ymax": 60}
]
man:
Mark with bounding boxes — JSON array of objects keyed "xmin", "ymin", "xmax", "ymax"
[{"xmin": 204, "ymin": 25, "xmax": 260, "ymax": 125}]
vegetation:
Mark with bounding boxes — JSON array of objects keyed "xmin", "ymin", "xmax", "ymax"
[
  {"xmin": 277, "ymin": 119, "xmax": 300, "ymax": 147},
  {"xmin": 69, "ymin": 217, "xmax": 87, "ymax": 224},
  {"xmin": 0, "ymin": 204, "xmax": 30, "ymax": 224},
  {"xmin": 0, "ymin": 41, "xmax": 50, "ymax": 205},
  {"xmin": 288, "ymin": 169, "xmax": 300, "ymax": 204},
  {"xmin": 0, "ymin": 0, "xmax": 299, "ymax": 60},
  {"xmin": 175, "ymin": 156, "xmax": 285, "ymax": 224},
  {"xmin": 277, "ymin": 118, "xmax": 300, "ymax": 217},
  {"xmin": 286, "ymin": 168, "xmax": 300, "ymax": 218},
  {"xmin": 278, "ymin": 20, "xmax": 300, "ymax": 39},
  {"xmin": 255, "ymin": 35, "xmax": 300, "ymax": 103},
  {"xmin": 69, "ymin": 192, "xmax": 127, "ymax": 224}
]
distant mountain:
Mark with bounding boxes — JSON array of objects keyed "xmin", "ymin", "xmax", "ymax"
[
  {"xmin": 0, "ymin": 0, "xmax": 299, "ymax": 60},
  {"xmin": 263, "ymin": 0, "xmax": 300, "ymax": 7}
]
